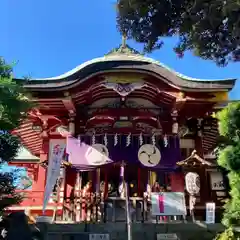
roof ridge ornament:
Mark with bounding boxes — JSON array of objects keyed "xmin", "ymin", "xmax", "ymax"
[
  {"xmin": 122, "ymin": 33, "xmax": 127, "ymax": 48},
  {"xmin": 105, "ymin": 34, "xmax": 142, "ymax": 56}
]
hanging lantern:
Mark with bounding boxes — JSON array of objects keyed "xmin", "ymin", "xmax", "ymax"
[
  {"xmin": 185, "ymin": 172, "xmax": 200, "ymax": 195},
  {"xmin": 139, "ymin": 132, "xmax": 143, "ymax": 146},
  {"xmin": 104, "ymin": 133, "xmax": 108, "ymax": 146},
  {"xmin": 172, "ymin": 122, "xmax": 178, "ymax": 134},
  {"xmin": 114, "ymin": 133, "xmax": 118, "ymax": 146},
  {"xmin": 126, "ymin": 133, "xmax": 131, "ymax": 147}
]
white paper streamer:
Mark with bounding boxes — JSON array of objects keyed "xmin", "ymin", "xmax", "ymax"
[
  {"xmin": 126, "ymin": 133, "xmax": 131, "ymax": 147},
  {"xmin": 163, "ymin": 134, "xmax": 168, "ymax": 147},
  {"xmin": 104, "ymin": 133, "xmax": 108, "ymax": 146},
  {"xmin": 114, "ymin": 133, "xmax": 118, "ymax": 146},
  {"xmin": 151, "ymin": 133, "xmax": 156, "ymax": 146},
  {"xmin": 139, "ymin": 132, "xmax": 143, "ymax": 146}
]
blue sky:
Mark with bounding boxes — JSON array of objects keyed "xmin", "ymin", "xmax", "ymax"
[
  {"xmin": 0, "ymin": 0, "xmax": 239, "ymax": 99},
  {"xmin": 0, "ymin": 162, "xmax": 28, "ymax": 187}
]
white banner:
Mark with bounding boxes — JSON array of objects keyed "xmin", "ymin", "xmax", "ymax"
[
  {"xmin": 151, "ymin": 192, "xmax": 186, "ymax": 216},
  {"xmin": 43, "ymin": 139, "xmax": 66, "ymax": 213}
]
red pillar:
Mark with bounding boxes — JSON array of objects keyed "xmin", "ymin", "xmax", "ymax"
[{"xmin": 40, "ymin": 138, "xmax": 49, "ymax": 188}]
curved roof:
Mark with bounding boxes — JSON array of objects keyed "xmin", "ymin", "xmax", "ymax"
[{"xmin": 17, "ymin": 44, "xmax": 236, "ymax": 92}]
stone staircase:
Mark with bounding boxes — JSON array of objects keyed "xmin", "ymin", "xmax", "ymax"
[{"xmin": 37, "ymin": 222, "xmax": 225, "ymax": 240}]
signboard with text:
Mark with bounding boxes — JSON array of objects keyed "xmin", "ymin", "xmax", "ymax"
[
  {"xmin": 151, "ymin": 192, "xmax": 186, "ymax": 216},
  {"xmin": 157, "ymin": 233, "xmax": 178, "ymax": 240},
  {"xmin": 210, "ymin": 172, "xmax": 225, "ymax": 190},
  {"xmin": 206, "ymin": 202, "xmax": 215, "ymax": 224},
  {"xmin": 89, "ymin": 234, "xmax": 110, "ymax": 240}
]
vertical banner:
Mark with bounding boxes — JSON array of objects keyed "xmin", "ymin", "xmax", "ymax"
[
  {"xmin": 206, "ymin": 202, "xmax": 216, "ymax": 224},
  {"xmin": 43, "ymin": 139, "xmax": 66, "ymax": 213},
  {"xmin": 118, "ymin": 164, "xmax": 125, "ymax": 198}
]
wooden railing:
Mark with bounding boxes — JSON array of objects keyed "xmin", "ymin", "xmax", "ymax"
[{"xmin": 60, "ymin": 195, "xmax": 223, "ymax": 223}]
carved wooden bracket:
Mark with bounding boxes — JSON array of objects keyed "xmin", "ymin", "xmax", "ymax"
[{"xmin": 62, "ymin": 93, "xmax": 76, "ymax": 114}]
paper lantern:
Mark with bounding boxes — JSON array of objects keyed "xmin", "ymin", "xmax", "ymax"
[{"xmin": 185, "ymin": 172, "xmax": 200, "ymax": 195}]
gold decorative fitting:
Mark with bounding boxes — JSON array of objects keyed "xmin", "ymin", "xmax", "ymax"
[
  {"xmin": 177, "ymin": 150, "xmax": 214, "ymax": 167},
  {"xmin": 105, "ymin": 34, "xmax": 142, "ymax": 56}
]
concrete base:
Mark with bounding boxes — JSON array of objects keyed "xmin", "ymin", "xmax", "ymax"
[{"xmin": 37, "ymin": 222, "xmax": 225, "ymax": 240}]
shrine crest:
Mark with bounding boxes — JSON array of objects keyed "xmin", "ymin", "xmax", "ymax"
[{"xmin": 138, "ymin": 144, "xmax": 161, "ymax": 167}]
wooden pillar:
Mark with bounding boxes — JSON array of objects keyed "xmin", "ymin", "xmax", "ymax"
[
  {"xmin": 40, "ymin": 137, "xmax": 49, "ymax": 188},
  {"xmin": 96, "ymin": 168, "xmax": 101, "ymax": 193},
  {"xmin": 75, "ymin": 171, "xmax": 81, "ymax": 222},
  {"xmin": 195, "ymin": 119, "xmax": 209, "ymax": 204},
  {"xmin": 137, "ymin": 167, "xmax": 141, "ymax": 196},
  {"xmin": 68, "ymin": 113, "xmax": 75, "ymax": 135},
  {"xmin": 104, "ymin": 170, "xmax": 108, "ymax": 199},
  {"xmin": 38, "ymin": 135, "xmax": 49, "ymax": 211},
  {"xmin": 195, "ymin": 118, "xmax": 204, "ymax": 157}
]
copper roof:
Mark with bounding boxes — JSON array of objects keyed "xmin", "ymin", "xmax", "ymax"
[{"xmin": 14, "ymin": 44, "xmax": 236, "ymax": 92}]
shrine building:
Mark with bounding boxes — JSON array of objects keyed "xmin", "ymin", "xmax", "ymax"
[{"xmin": 8, "ymin": 40, "xmax": 236, "ymax": 222}]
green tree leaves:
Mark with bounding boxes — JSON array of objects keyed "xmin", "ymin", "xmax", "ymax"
[
  {"xmin": 116, "ymin": 0, "xmax": 240, "ymax": 66},
  {"xmin": 0, "ymin": 132, "xmax": 20, "ymax": 162},
  {"xmin": 0, "ymin": 72, "xmax": 32, "ymax": 131},
  {"xmin": 218, "ymin": 144, "xmax": 240, "ymax": 172},
  {"xmin": 216, "ymin": 102, "xmax": 240, "ymax": 236},
  {"xmin": 0, "ymin": 57, "xmax": 32, "ymax": 214}
]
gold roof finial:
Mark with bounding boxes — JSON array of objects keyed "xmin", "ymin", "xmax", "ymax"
[{"xmin": 121, "ymin": 33, "xmax": 127, "ymax": 48}]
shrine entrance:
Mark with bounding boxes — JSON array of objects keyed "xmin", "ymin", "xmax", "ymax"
[{"xmin": 99, "ymin": 162, "xmax": 148, "ymax": 198}]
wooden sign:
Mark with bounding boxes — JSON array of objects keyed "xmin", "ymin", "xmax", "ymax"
[
  {"xmin": 157, "ymin": 233, "xmax": 178, "ymax": 240},
  {"xmin": 210, "ymin": 172, "xmax": 225, "ymax": 190},
  {"xmin": 89, "ymin": 234, "xmax": 110, "ymax": 240}
]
